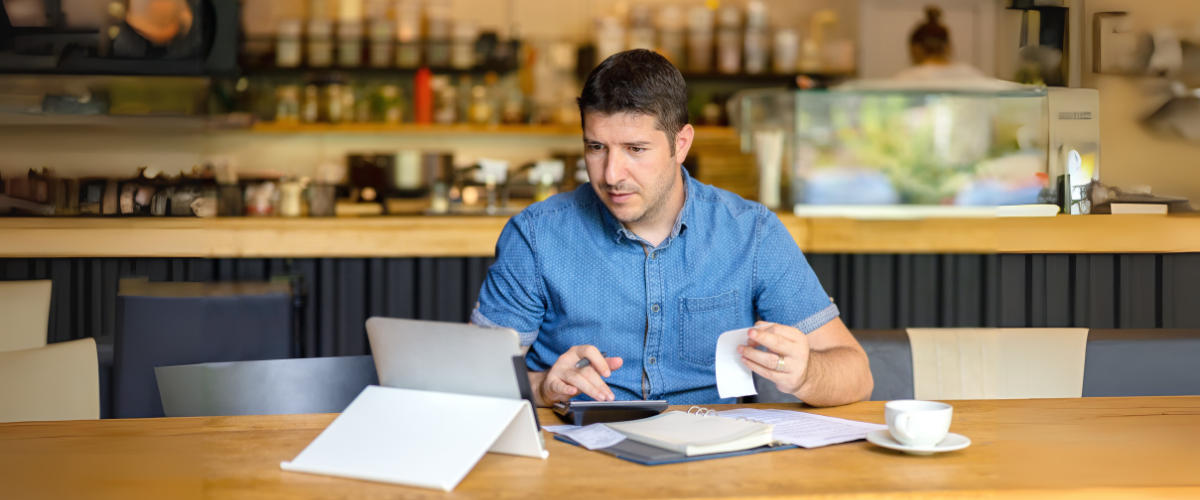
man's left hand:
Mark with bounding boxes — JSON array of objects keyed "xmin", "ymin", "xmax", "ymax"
[{"xmin": 737, "ymin": 321, "xmax": 810, "ymax": 394}]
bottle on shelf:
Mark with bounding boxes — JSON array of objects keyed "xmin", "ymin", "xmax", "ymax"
[
  {"xmin": 276, "ymin": 19, "xmax": 303, "ymax": 68},
  {"xmin": 686, "ymin": 5, "xmax": 714, "ymax": 73},
  {"xmin": 657, "ymin": 5, "xmax": 685, "ymax": 68},
  {"xmin": 628, "ymin": 5, "xmax": 655, "ymax": 51},
  {"xmin": 367, "ymin": 0, "xmax": 393, "ymax": 68},
  {"xmin": 337, "ymin": 0, "xmax": 364, "ymax": 68},
  {"xmin": 451, "ymin": 21, "xmax": 479, "ymax": 70},
  {"xmin": 425, "ymin": 1, "xmax": 451, "ymax": 67},
  {"xmin": 743, "ymin": 1, "xmax": 768, "ymax": 74},
  {"xmin": 773, "ymin": 28, "xmax": 799, "ymax": 74},
  {"xmin": 715, "ymin": 6, "xmax": 741, "ymax": 75},
  {"xmin": 307, "ymin": 19, "xmax": 334, "ymax": 68},
  {"xmin": 394, "ymin": 0, "xmax": 421, "ymax": 68}
]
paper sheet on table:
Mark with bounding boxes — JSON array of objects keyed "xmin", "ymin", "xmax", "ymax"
[
  {"xmin": 715, "ymin": 328, "xmax": 758, "ymax": 399},
  {"xmin": 718, "ymin": 408, "xmax": 886, "ymax": 448},
  {"xmin": 541, "ymin": 423, "xmax": 627, "ymax": 450}
]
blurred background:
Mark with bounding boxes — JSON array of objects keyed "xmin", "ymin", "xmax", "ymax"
[{"xmin": 5, "ymin": 0, "xmax": 1200, "ymax": 420}]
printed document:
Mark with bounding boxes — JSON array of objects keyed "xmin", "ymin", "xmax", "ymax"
[{"xmin": 718, "ymin": 408, "xmax": 887, "ymax": 448}]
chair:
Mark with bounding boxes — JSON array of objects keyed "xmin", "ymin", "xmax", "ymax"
[
  {"xmin": 1083, "ymin": 329, "xmax": 1200, "ymax": 397},
  {"xmin": 0, "ymin": 280, "xmax": 52, "ymax": 352},
  {"xmin": 113, "ymin": 279, "xmax": 292, "ymax": 418},
  {"xmin": 907, "ymin": 328, "xmax": 1088, "ymax": 400},
  {"xmin": 155, "ymin": 356, "xmax": 378, "ymax": 417},
  {"xmin": 0, "ymin": 338, "xmax": 99, "ymax": 423},
  {"xmin": 752, "ymin": 329, "xmax": 915, "ymax": 403}
]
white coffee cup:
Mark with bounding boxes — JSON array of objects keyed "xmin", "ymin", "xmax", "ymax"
[{"xmin": 885, "ymin": 400, "xmax": 953, "ymax": 447}]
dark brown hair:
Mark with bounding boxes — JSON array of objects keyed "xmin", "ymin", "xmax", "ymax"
[
  {"xmin": 911, "ymin": 6, "xmax": 950, "ymax": 58},
  {"xmin": 577, "ymin": 49, "xmax": 689, "ymax": 157}
]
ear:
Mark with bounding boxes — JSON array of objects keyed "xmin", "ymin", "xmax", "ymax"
[{"xmin": 674, "ymin": 124, "xmax": 695, "ymax": 164}]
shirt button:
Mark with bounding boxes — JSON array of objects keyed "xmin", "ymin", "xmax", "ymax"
[
  {"xmin": 651, "ymin": 304, "xmax": 660, "ymax": 313},
  {"xmin": 648, "ymin": 356, "xmax": 657, "ymax": 365},
  {"xmin": 651, "ymin": 253, "xmax": 657, "ymax": 260}
]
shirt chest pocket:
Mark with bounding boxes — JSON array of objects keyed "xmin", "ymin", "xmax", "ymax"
[{"xmin": 678, "ymin": 290, "xmax": 738, "ymax": 366}]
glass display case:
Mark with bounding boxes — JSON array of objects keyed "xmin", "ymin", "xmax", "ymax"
[{"xmin": 732, "ymin": 85, "xmax": 1061, "ymax": 214}]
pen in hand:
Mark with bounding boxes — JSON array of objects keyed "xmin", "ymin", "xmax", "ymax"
[{"xmin": 575, "ymin": 352, "xmax": 607, "ymax": 370}]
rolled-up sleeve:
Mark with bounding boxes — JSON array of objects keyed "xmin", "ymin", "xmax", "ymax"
[
  {"xmin": 473, "ymin": 214, "xmax": 545, "ymax": 346},
  {"xmin": 752, "ymin": 209, "xmax": 840, "ymax": 333}
]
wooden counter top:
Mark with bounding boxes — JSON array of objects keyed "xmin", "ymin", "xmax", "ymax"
[
  {"xmin": 2, "ymin": 398, "xmax": 1198, "ymax": 499},
  {"xmin": 2, "ymin": 214, "xmax": 1199, "ymax": 258}
]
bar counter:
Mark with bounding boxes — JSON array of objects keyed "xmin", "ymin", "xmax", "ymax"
[{"xmin": 3, "ymin": 214, "xmax": 1200, "ymax": 258}]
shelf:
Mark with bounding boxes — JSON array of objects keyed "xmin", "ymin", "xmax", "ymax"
[
  {"xmin": 250, "ymin": 121, "xmax": 580, "ymax": 135},
  {"xmin": 0, "ymin": 113, "xmax": 209, "ymax": 129},
  {"xmin": 250, "ymin": 122, "xmax": 739, "ymax": 139}
]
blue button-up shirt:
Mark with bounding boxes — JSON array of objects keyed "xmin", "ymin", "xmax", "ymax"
[{"xmin": 472, "ymin": 168, "xmax": 839, "ymax": 405}]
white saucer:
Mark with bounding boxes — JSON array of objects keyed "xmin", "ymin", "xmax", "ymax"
[{"xmin": 866, "ymin": 430, "xmax": 971, "ymax": 455}]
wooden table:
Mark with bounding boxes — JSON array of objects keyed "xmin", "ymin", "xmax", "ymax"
[{"xmin": 2, "ymin": 398, "xmax": 1199, "ymax": 499}]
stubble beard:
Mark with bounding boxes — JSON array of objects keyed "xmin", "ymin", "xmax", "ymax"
[{"xmin": 606, "ymin": 163, "xmax": 677, "ymax": 225}]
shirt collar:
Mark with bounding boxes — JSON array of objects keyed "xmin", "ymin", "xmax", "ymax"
[{"xmin": 601, "ymin": 166, "xmax": 693, "ymax": 247}]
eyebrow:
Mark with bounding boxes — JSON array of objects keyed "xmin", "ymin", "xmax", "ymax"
[{"xmin": 582, "ymin": 138, "xmax": 652, "ymax": 147}]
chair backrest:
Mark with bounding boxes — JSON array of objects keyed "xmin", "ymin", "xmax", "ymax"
[
  {"xmin": 753, "ymin": 329, "xmax": 914, "ymax": 403},
  {"xmin": 907, "ymin": 328, "xmax": 1089, "ymax": 400},
  {"xmin": 0, "ymin": 338, "xmax": 99, "ymax": 423},
  {"xmin": 1083, "ymin": 329, "xmax": 1200, "ymax": 397},
  {"xmin": 114, "ymin": 280, "xmax": 292, "ymax": 418},
  {"xmin": 0, "ymin": 280, "xmax": 52, "ymax": 352},
  {"xmin": 155, "ymin": 355, "xmax": 379, "ymax": 417}
]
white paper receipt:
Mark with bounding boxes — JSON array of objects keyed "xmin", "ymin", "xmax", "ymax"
[
  {"xmin": 715, "ymin": 328, "xmax": 758, "ymax": 399},
  {"xmin": 541, "ymin": 423, "xmax": 627, "ymax": 450}
]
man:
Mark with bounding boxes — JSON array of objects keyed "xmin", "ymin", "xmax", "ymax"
[{"xmin": 473, "ymin": 49, "xmax": 873, "ymax": 407}]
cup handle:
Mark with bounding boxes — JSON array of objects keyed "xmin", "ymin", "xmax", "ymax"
[{"xmin": 893, "ymin": 413, "xmax": 912, "ymax": 441}]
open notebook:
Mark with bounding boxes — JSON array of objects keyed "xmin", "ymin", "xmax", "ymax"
[{"xmin": 604, "ymin": 409, "xmax": 774, "ymax": 456}]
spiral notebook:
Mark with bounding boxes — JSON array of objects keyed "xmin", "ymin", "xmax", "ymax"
[{"xmin": 553, "ymin": 406, "xmax": 798, "ymax": 465}]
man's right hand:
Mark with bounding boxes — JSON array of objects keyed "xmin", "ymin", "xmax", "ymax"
[{"xmin": 528, "ymin": 345, "xmax": 623, "ymax": 406}]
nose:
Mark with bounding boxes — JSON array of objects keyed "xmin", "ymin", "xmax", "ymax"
[{"xmin": 603, "ymin": 149, "xmax": 628, "ymax": 188}]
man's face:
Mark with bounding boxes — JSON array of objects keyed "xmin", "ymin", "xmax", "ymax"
[{"xmin": 583, "ymin": 112, "xmax": 683, "ymax": 224}]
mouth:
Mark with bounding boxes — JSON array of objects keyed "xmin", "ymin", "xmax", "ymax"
[{"xmin": 607, "ymin": 192, "xmax": 636, "ymax": 204}]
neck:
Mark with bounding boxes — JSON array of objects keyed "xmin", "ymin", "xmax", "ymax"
[{"xmin": 623, "ymin": 171, "xmax": 686, "ymax": 248}]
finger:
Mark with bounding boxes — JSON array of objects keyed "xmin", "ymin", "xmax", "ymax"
[
  {"xmin": 563, "ymin": 369, "xmax": 608, "ymax": 402},
  {"xmin": 578, "ymin": 365, "xmax": 615, "ymax": 401},
  {"xmin": 740, "ymin": 344, "xmax": 784, "ymax": 370},
  {"xmin": 545, "ymin": 377, "xmax": 578, "ymax": 401},
  {"xmin": 576, "ymin": 345, "xmax": 612, "ymax": 377},
  {"xmin": 754, "ymin": 320, "xmax": 775, "ymax": 328},
  {"xmin": 748, "ymin": 325, "xmax": 790, "ymax": 353},
  {"xmin": 746, "ymin": 338, "xmax": 761, "ymax": 348},
  {"xmin": 606, "ymin": 357, "xmax": 624, "ymax": 371},
  {"xmin": 742, "ymin": 355, "xmax": 785, "ymax": 385}
]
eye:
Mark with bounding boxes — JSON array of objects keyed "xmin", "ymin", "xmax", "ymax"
[
  {"xmin": 629, "ymin": 147, "xmax": 645, "ymax": 153},
  {"xmin": 587, "ymin": 143, "xmax": 604, "ymax": 151}
]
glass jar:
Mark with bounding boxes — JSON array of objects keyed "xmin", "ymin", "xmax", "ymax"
[
  {"xmin": 450, "ymin": 22, "xmax": 478, "ymax": 70},
  {"xmin": 687, "ymin": 6, "xmax": 715, "ymax": 73},
  {"xmin": 275, "ymin": 85, "xmax": 301, "ymax": 123},
  {"xmin": 715, "ymin": 7, "xmax": 741, "ymax": 74},
  {"xmin": 657, "ymin": 6, "xmax": 685, "ymax": 67},
  {"xmin": 378, "ymin": 84, "xmax": 403, "ymax": 123},
  {"xmin": 369, "ymin": 20, "xmax": 393, "ymax": 67},
  {"xmin": 302, "ymin": 84, "xmax": 321, "ymax": 122},
  {"xmin": 307, "ymin": 19, "xmax": 333, "ymax": 68},
  {"xmin": 394, "ymin": 0, "xmax": 421, "ymax": 67},
  {"xmin": 338, "ymin": 21, "xmax": 363, "ymax": 67},
  {"xmin": 773, "ymin": 29, "xmax": 799, "ymax": 74},
  {"xmin": 276, "ymin": 19, "xmax": 303, "ymax": 68}
]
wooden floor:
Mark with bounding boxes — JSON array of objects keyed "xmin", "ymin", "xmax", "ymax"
[{"xmin": 1, "ymin": 397, "xmax": 1198, "ymax": 499}]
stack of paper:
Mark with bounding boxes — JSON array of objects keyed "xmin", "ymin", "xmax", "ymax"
[{"xmin": 717, "ymin": 408, "xmax": 886, "ymax": 448}]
